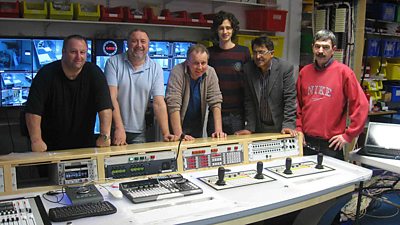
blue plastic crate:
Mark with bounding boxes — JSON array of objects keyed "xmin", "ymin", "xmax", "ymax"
[
  {"xmin": 366, "ymin": 38, "xmax": 380, "ymax": 57},
  {"xmin": 382, "ymin": 39, "xmax": 396, "ymax": 58},
  {"xmin": 386, "ymin": 86, "xmax": 400, "ymax": 102},
  {"xmin": 395, "ymin": 41, "xmax": 400, "ymax": 57}
]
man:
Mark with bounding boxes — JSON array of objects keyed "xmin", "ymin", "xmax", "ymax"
[
  {"xmin": 235, "ymin": 36, "xmax": 297, "ymax": 136},
  {"xmin": 296, "ymin": 29, "xmax": 369, "ymax": 160},
  {"xmin": 166, "ymin": 44, "xmax": 226, "ymax": 140},
  {"xmin": 207, "ymin": 10, "xmax": 251, "ymax": 135},
  {"xmin": 25, "ymin": 35, "xmax": 113, "ymax": 151},
  {"xmin": 105, "ymin": 29, "xmax": 175, "ymax": 144}
]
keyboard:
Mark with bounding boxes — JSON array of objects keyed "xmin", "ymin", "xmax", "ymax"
[
  {"xmin": 358, "ymin": 147, "xmax": 400, "ymax": 160},
  {"xmin": 119, "ymin": 174, "xmax": 203, "ymax": 204},
  {"xmin": 48, "ymin": 201, "xmax": 117, "ymax": 222}
]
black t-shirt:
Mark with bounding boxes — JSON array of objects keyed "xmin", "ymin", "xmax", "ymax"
[{"xmin": 26, "ymin": 60, "xmax": 112, "ymax": 150}]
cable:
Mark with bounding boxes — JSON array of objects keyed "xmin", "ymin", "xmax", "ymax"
[
  {"xmin": 175, "ymin": 133, "xmax": 185, "ymax": 164},
  {"xmin": 42, "ymin": 186, "xmax": 68, "ymax": 206}
]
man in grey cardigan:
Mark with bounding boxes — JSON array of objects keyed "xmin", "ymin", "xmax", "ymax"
[{"xmin": 165, "ymin": 44, "xmax": 226, "ymax": 140}]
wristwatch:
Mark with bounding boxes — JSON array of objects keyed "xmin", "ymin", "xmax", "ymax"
[{"xmin": 99, "ymin": 134, "xmax": 110, "ymax": 142}]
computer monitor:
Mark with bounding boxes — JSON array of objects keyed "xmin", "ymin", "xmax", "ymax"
[
  {"xmin": 173, "ymin": 58, "xmax": 186, "ymax": 67},
  {"xmin": 172, "ymin": 41, "xmax": 193, "ymax": 58},
  {"xmin": 153, "ymin": 58, "xmax": 171, "ymax": 70},
  {"xmin": 0, "ymin": 38, "xmax": 32, "ymax": 72},
  {"xmin": 33, "ymin": 38, "xmax": 92, "ymax": 72},
  {"xmin": 149, "ymin": 41, "xmax": 171, "ymax": 57},
  {"xmin": 95, "ymin": 39, "xmax": 125, "ymax": 71},
  {"xmin": 1, "ymin": 72, "xmax": 31, "ymax": 106}
]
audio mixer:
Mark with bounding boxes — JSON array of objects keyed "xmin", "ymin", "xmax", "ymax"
[
  {"xmin": 119, "ymin": 174, "xmax": 203, "ymax": 203},
  {"xmin": 248, "ymin": 137, "xmax": 299, "ymax": 161},
  {"xmin": 0, "ymin": 196, "xmax": 51, "ymax": 225}
]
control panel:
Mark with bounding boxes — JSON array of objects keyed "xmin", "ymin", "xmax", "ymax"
[
  {"xmin": 56, "ymin": 159, "xmax": 98, "ymax": 185},
  {"xmin": 104, "ymin": 151, "xmax": 177, "ymax": 179},
  {"xmin": 183, "ymin": 143, "xmax": 244, "ymax": 170},
  {"xmin": 0, "ymin": 196, "xmax": 51, "ymax": 225},
  {"xmin": 248, "ymin": 137, "xmax": 299, "ymax": 161}
]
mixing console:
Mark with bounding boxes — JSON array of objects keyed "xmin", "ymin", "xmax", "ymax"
[
  {"xmin": 198, "ymin": 170, "xmax": 275, "ymax": 190},
  {"xmin": 119, "ymin": 174, "xmax": 203, "ymax": 203},
  {"xmin": 248, "ymin": 137, "xmax": 299, "ymax": 161},
  {"xmin": 0, "ymin": 196, "xmax": 50, "ymax": 225},
  {"xmin": 183, "ymin": 144, "xmax": 243, "ymax": 170},
  {"xmin": 266, "ymin": 161, "xmax": 334, "ymax": 178}
]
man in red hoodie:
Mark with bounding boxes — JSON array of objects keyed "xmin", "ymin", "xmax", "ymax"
[{"xmin": 296, "ymin": 29, "xmax": 369, "ymax": 160}]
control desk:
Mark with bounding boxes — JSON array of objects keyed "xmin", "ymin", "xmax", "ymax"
[{"xmin": 0, "ymin": 133, "xmax": 372, "ymax": 224}]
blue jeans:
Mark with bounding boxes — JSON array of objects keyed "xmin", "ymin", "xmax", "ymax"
[{"xmin": 207, "ymin": 112, "xmax": 244, "ymax": 136}]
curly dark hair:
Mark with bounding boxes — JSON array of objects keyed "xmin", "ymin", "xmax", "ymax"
[{"xmin": 211, "ymin": 11, "xmax": 240, "ymax": 43}]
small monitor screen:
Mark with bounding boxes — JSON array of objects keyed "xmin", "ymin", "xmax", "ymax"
[
  {"xmin": 96, "ymin": 56, "xmax": 111, "ymax": 72},
  {"xmin": 153, "ymin": 58, "xmax": 170, "ymax": 70},
  {"xmin": 366, "ymin": 122, "xmax": 400, "ymax": 150},
  {"xmin": 163, "ymin": 70, "xmax": 170, "ymax": 85},
  {"xmin": 173, "ymin": 42, "xmax": 193, "ymax": 57},
  {"xmin": 1, "ymin": 72, "xmax": 31, "ymax": 106},
  {"xmin": 0, "ymin": 38, "xmax": 32, "ymax": 71},
  {"xmin": 33, "ymin": 39, "xmax": 92, "ymax": 72},
  {"xmin": 95, "ymin": 39, "xmax": 124, "ymax": 57},
  {"xmin": 173, "ymin": 58, "xmax": 186, "ymax": 67},
  {"xmin": 149, "ymin": 41, "xmax": 170, "ymax": 57}
]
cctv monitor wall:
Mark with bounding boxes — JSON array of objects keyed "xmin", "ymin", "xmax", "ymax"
[{"xmin": 0, "ymin": 38, "xmax": 32, "ymax": 72}]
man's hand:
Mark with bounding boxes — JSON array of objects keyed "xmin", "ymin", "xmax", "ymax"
[
  {"xmin": 163, "ymin": 134, "xmax": 178, "ymax": 142},
  {"xmin": 96, "ymin": 135, "xmax": 111, "ymax": 147},
  {"xmin": 112, "ymin": 127, "xmax": 127, "ymax": 146},
  {"xmin": 281, "ymin": 128, "xmax": 298, "ymax": 137},
  {"xmin": 31, "ymin": 139, "xmax": 47, "ymax": 152},
  {"xmin": 212, "ymin": 131, "xmax": 227, "ymax": 138},
  {"xmin": 329, "ymin": 134, "xmax": 348, "ymax": 151},
  {"xmin": 234, "ymin": 129, "xmax": 252, "ymax": 135}
]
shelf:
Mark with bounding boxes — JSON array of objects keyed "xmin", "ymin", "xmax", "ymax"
[
  {"xmin": 0, "ymin": 17, "xmax": 267, "ymax": 34},
  {"xmin": 365, "ymin": 32, "xmax": 400, "ymax": 38},
  {"xmin": 211, "ymin": 0, "xmax": 276, "ymax": 7},
  {"xmin": 366, "ymin": 18, "xmax": 400, "ymax": 25}
]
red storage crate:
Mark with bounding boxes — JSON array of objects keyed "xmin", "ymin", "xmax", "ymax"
[
  {"xmin": 123, "ymin": 7, "xmax": 147, "ymax": 23},
  {"xmin": 145, "ymin": 7, "xmax": 169, "ymax": 24},
  {"xmin": 0, "ymin": 1, "xmax": 20, "ymax": 18},
  {"xmin": 187, "ymin": 12, "xmax": 207, "ymax": 27},
  {"xmin": 245, "ymin": 9, "xmax": 287, "ymax": 32},
  {"xmin": 161, "ymin": 9, "xmax": 187, "ymax": 25},
  {"xmin": 100, "ymin": 5, "xmax": 124, "ymax": 22},
  {"xmin": 203, "ymin": 13, "xmax": 215, "ymax": 27}
]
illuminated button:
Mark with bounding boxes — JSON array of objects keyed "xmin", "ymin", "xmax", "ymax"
[
  {"xmin": 227, "ymin": 147, "xmax": 231, "ymax": 150},
  {"xmin": 211, "ymin": 148, "xmax": 218, "ymax": 152},
  {"xmin": 150, "ymin": 155, "xmax": 155, "ymax": 159},
  {"xmin": 234, "ymin": 146, "xmax": 238, "ymax": 150}
]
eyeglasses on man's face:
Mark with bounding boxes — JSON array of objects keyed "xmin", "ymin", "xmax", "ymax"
[{"xmin": 253, "ymin": 49, "xmax": 273, "ymax": 56}]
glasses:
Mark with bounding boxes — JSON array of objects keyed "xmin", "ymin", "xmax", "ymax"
[{"xmin": 253, "ymin": 50, "xmax": 273, "ymax": 56}]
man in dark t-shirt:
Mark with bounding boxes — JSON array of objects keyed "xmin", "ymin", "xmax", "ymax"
[{"xmin": 25, "ymin": 35, "xmax": 113, "ymax": 151}]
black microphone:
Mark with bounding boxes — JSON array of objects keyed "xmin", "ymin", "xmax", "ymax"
[{"xmin": 175, "ymin": 133, "xmax": 185, "ymax": 167}]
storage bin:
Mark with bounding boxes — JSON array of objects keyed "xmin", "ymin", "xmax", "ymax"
[
  {"xmin": 123, "ymin": 7, "xmax": 147, "ymax": 23},
  {"xmin": 382, "ymin": 39, "xmax": 396, "ymax": 58},
  {"xmin": 73, "ymin": 3, "xmax": 100, "ymax": 21},
  {"xmin": 48, "ymin": 2, "xmax": 73, "ymax": 20},
  {"xmin": 395, "ymin": 41, "xmax": 400, "ymax": 57},
  {"xmin": 161, "ymin": 9, "xmax": 187, "ymax": 25},
  {"xmin": 145, "ymin": 7, "xmax": 169, "ymax": 24},
  {"xmin": 100, "ymin": 6, "xmax": 124, "ymax": 22},
  {"xmin": 362, "ymin": 80, "xmax": 383, "ymax": 91},
  {"xmin": 245, "ymin": 9, "xmax": 287, "ymax": 32},
  {"xmin": 203, "ymin": 13, "xmax": 215, "ymax": 27},
  {"xmin": 366, "ymin": 38, "xmax": 380, "ymax": 57},
  {"xmin": 187, "ymin": 12, "xmax": 208, "ymax": 27},
  {"xmin": 368, "ymin": 90, "xmax": 382, "ymax": 101},
  {"xmin": 385, "ymin": 86, "xmax": 400, "ymax": 102},
  {"xmin": 0, "ymin": 1, "xmax": 20, "ymax": 18},
  {"xmin": 22, "ymin": 0, "xmax": 47, "ymax": 19},
  {"xmin": 386, "ymin": 63, "xmax": 400, "ymax": 80}
]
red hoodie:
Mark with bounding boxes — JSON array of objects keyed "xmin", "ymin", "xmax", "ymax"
[{"xmin": 296, "ymin": 60, "xmax": 369, "ymax": 142}]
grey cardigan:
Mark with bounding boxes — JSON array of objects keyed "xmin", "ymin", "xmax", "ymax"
[{"xmin": 165, "ymin": 62, "xmax": 222, "ymax": 127}]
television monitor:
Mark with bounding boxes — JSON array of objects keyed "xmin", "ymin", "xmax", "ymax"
[
  {"xmin": 1, "ymin": 72, "xmax": 31, "ymax": 106},
  {"xmin": 153, "ymin": 58, "xmax": 171, "ymax": 70},
  {"xmin": 149, "ymin": 41, "xmax": 170, "ymax": 57},
  {"xmin": 172, "ymin": 41, "xmax": 193, "ymax": 58},
  {"xmin": 163, "ymin": 70, "xmax": 170, "ymax": 85},
  {"xmin": 95, "ymin": 39, "xmax": 125, "ymax": 71},
  {"xmin": 173, "ymin": 58, "xmax": 186, "ymax": 67},
  {"xmin": 0, "ymin": 38, "xmax": 32, "ymax": 72},
  {"xmin": 33, "ymin": 38, "xmax": 92, "ymax": 72}
]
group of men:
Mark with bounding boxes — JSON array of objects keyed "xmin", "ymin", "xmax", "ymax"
[{"xmin": 24, "ymin": 11, "xmax": 369, "ymax": 160}]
